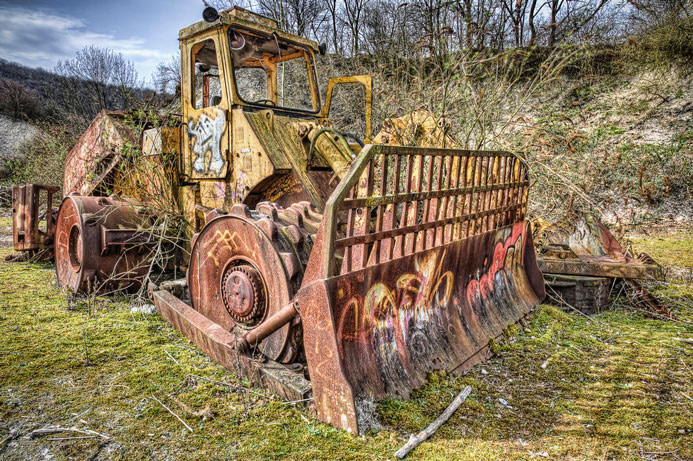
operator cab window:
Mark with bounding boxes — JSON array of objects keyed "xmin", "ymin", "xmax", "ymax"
[
  {"xmin": 191, "ymin": 38, "xmax": 222, "ymax": 109},
  {"xmin": 235, "ymin": 67, "xmax": 267, "ymax": 102},
  {"xmin": 229, "ymin": 28, "xmax": 318, "ymax": 113}
]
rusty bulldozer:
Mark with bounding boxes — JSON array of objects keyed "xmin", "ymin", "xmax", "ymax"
[{"xmin": 10, "ymin": 7, "xmax": 545, "ymax": 433}]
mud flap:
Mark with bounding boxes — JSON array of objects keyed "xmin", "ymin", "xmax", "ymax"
[{"xmin": 296, "ymin": 145, "xmax": 545, "ymax": 433}]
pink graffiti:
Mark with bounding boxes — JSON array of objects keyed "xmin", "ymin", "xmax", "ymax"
[{"xmin": 465, "ymin": 222, "xmax": 525, "ymax": 307}]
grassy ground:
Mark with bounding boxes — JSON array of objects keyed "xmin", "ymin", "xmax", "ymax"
[
  {"xmin": 627, "ymin": 231, "xmax": 693, "ymax": 279},
  {"xmin": 0, "ymin": 227, "xmax": 691, "ymax": 460}
]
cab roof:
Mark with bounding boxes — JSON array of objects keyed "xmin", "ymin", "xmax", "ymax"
[{"xmin": 179, "ymin": 6, "xmax": 319, "ymax": 53}]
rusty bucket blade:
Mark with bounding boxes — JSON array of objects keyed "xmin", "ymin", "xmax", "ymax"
[
  {"xmin": 296, "ymin": 145, "xmax": 545, "ymax": 433},
  {"xmin": 536, "ymin": 213, "xmax": 664, "ymax": 281}
]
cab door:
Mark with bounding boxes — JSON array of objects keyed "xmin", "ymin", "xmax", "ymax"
[{"xmin": 182, "ymin": 34, "xmax": 230, "ymax": 180}]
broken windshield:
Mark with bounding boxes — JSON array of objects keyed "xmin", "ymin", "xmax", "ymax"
[{"xmin": 229, "ymin": 28, "xmax": 319, "ymax": 113}]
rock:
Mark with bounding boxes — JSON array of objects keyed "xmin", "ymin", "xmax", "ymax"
[
  {"xmin": 0, "ymin": 114, "xmax": 40, "ymax": 175},
  {"xmin": 131, "ymin": 303, "xmax": 157, "ymax": 315}
]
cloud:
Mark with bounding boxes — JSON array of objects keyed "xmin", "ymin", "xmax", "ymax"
[{"xmin": 0, "ymin": 5, "xmax": 168, "ymax": 82}]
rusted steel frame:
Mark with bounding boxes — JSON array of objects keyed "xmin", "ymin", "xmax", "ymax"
[
  {"xmin": 101, "ymin": 228, "xmax": 152, "ymax": 249},
  {"xmin": 203, "ymin": 75, "xmax": 210, "ymax": 108},
  {"xmin": 322, "ymin": 145, "xmax": 527, "ymax": 278},
  {"xmin": 479, "ymin": 156, "xmax": 488, "ymax": 233},
  {"xmin": 457, "ymin": 154, "xmax": 470, "ymax": 240},
  {"xmin": 501, "ymin": 156, "xmax": 512, "ymax": 226},
  {"xmin": 12, "ymin": 184, "xmax": 59, "ymax": 251},
  {"xmin": 321, "ymin": 75, "xmax": 373, "ymax": 142},
  {"xmin": 466, "ymin": 155, "xmax": 478, "ymax": 237},
  {"xmin": 153, "ymin": 289, "xmax": 311, "ymax": 401},
  {"xmin": 392, "ymin": 153, "xmax": 413, "ymax": 259},
  {"xmin": 352, "ymin": 160, "xmax": 373, "ymax": 270},
  {"xmin": 483, "ymin": 156, "xmax": 493, "ymax": 232},
  {"xmin": 538, "ymin": 257, "xmax": 663, "ymax": 280},
  {"xmin": 494, "ymin": 156, "xmax": 505, "ymax": 229},
  {"xmin": 376, "ymin": 155, "xmax": 397, "ymax": 263},
  {"xmin": 388, "ymin": 154, "xmax": 401, "ymax": 260},
  {"xmin": 485, "ymin": 156, "xmax": 495, "ymax": 233},
  {"xmin": 342, "ymin": 151, "xmax": 527, "ymax": 260},
  {"xmin": 154, "ymin": 289, "xmax": 241, "ymax": 362},
  {"xmin": 490, "ymin": 156, "xmax": 502, "ymax": 230},
  {"xmin": 334, "ymin": 202, "xmax": 526, "ymax": 249},
  {"xmin": 500, "ymin": 156, "xmax": 512, "ymax": 227},
  {"xmin": 368, "ymin": 154, "xmax": 390, "ymax": 266},
  {"xmin": 420, "ymin": 153, "xmax": 436, "ymax": 251},
  {"xmin": 381, "ymin": 147, "xmax": 515, "ymax": 158},
  {"xmin": 341, "ymin": 185, "xmax": 358, "ymax": 274},
  {"xmin": 450, "ymin": 154, "xmax": 465, "ymax": 241},
  {"xmin": 436, "ymin": 155, "xmax": 455, "ymax": 246},
  {"xmin": 242, "ymin": 302, "xmax": 299, "ymax": 349},
  {"xmin": 322, "ymin": 144, "xmax": 379, "ymax": 278},
  {"xmin": 623, "ymin": 279, "xmax": 674, "ymax": 319},
  {"xmin": 435, "ymin": 156, "xmax": 451, "ymax": 245},
  {"xmin": 516, "ymin": 157, "xmax": 528, "ymax": 222},
  {"xmin": 406, "ymin": 153, "xmax": 424, "ymax": 255}
]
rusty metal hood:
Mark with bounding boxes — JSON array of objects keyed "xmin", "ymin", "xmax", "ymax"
[{"xmin": 63, "ymin": 111, "xmax": 136, "ymax": 196}]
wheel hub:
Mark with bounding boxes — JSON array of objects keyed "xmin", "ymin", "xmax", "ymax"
[{"xmin": 221, "ymin": 264, "xmax": 265, "ymax": 326}]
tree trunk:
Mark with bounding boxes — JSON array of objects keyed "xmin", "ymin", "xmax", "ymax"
[{"xmin": 549, "ymin": 0, "xmax": 558, "ymax": 46}]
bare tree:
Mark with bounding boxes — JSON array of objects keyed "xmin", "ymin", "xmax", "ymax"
[
  {"xmin": 153, "ymin": 54, "xmax": 181, "ymax": 95},
  {"xmin": 0, "ymin": 79, "xmax": 42, "ymax": 120},
  {"xmin": 55, "ymin": 46, "xmax": 140, "ymax": 120},
  {"xmin": 343, "ymin": 0, "xmax": 369, "ymax": 54},
  {"xmin": 527, "ymin": 0, "xmax": 541, "ymax": 46},
  {"xmin": 325, "ymin": 0, "xmax": 343, "ymax": 53}
]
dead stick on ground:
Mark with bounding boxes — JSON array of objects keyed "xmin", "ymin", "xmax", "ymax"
[
  {"xmin": 151, "ymin": 394, "xmax": 193, "ymax": 433},
  {"xmin": 27, "ymin": 426, "xmax": 110, "ymax": 440},
  {"xmin": 395, "ymin": 385, "xmax": 472, "ymax": 459},
  {"xmin": 164, "ymin": 349, "xmax": 180, "ymax": 366}
]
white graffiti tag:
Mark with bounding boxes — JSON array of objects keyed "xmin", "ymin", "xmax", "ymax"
[{"xmin": 188, "ymin": 108, "xmax": 226, "ymax": 174}]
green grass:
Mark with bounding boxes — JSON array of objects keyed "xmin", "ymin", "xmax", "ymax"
[
  {"xmin": 0, "ymin": 235, "xmax": 691, "ymax": 459},
  {"xmin": 628, "ymin": 231, "xmax": 693, "ymax": 269}
]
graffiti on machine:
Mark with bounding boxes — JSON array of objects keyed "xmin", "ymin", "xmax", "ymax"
[{"xmin": 188, "ymin": 107, "xmax": 227, "ymax": 175}]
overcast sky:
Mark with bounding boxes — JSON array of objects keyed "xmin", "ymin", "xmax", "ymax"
[{"xmin": 0, "ymin": 0, "xmax": 210, "ymax": 85}]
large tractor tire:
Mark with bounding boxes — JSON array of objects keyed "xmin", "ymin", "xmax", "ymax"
[
  {"xmin": 54, "ymin": 195, "xmax": 153, "ymax": 294},
  {"xmin": 187, "ymin": 201, "xmax": 321, "ymax": 363}
]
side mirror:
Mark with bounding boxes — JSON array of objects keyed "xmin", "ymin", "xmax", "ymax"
[
  {"xmin": 318, "ymin": 43, "xmax": 327, "ymax": 56},
  {"xmin": 322, "ymin": 75, "xmax": 372, "ymax": 144}
]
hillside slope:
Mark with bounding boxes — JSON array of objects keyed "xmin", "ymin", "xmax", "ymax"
[
  {"xmin": 508, "ymin": 67, "xmax": 692, "ymax": 231},
  {"xmin": 0, "ymin": 115, "xmax": 40, "ymax": 177}
]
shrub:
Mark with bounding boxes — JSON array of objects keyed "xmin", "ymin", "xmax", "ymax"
[{"xmin": 1, "ymin": 124, "xmax": 74, "ymax": 192}]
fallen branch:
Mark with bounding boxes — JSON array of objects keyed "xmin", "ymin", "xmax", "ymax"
[
  {"xmin": 151, "ymin": 394, "xmax": 193, "ymax": 433},
  {"xmin": 27, "ymin": 425, "xmax": 110, "ymax": 440},
  {"xmin": 164, "ymin": 349, "xmax": 180, "ymax": 365},
  {"xmin": 0, "ymin": 429, "xmax": 20, "ymax": 449},
  {"xmin": 395, "ymin": 385, "xmax": 472, "ymax": 459},
  {"xmin": 168, "ymin": 394, "xmax": 214, "ymax": 420}
]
